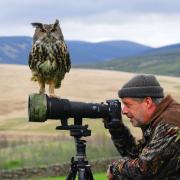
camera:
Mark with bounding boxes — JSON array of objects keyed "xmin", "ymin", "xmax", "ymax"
[{"xmin": 28, "ymin": 93, "xmax": 121, "ymax": 129}]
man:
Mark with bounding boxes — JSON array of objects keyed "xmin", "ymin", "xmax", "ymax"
[{"xmin": 107, "ymin": 74, "xmax": 180, "ymax": 180}]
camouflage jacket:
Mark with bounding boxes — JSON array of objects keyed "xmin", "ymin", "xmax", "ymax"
[{"xmin": 110, "ymin": 95, "xmax": 180, "ymax": 180}]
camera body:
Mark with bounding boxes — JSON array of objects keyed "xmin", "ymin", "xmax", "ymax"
[{"xmin": 28, "ymin": 93, "xmax": 121, "ymax": 129}]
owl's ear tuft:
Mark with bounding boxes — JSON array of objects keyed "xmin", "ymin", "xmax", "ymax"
[
  {"xmin": 31, "ymin": 22, "xmax": 43, "ymax": 29},
  {"xmin": 54, "ymin": 19, "xmax": 59, "ymax": 26}
]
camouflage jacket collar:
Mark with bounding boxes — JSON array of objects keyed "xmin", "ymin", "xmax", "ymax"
[
  {"xmin": 141, "ymin": 95, "xmax": 180, "ymax": 142},
  {"xmin": 151, "ymin": 95, "xmax": 180, "ymax": 128}
]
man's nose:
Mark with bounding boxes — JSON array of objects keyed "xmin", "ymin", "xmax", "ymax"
[{"xmin": 122, "ymin": 106, "xmax": 128, "ymax": 115}]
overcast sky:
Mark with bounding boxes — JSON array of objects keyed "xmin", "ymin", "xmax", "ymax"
[{"xmin": 1, "ymin": 0, "xmax": 180, "ymax": 47}]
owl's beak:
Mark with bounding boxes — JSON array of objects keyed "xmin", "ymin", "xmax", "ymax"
[{"xmin": 47, "ymin": 32, "xmax": 51, "ymax": 38}]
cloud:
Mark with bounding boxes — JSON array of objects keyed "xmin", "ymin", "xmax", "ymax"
[
  {"xmin": 1, "ymin": 0, "xmax": 180, "ymax": 47},
  {"xmin": 62, "ymin": 13, "xmax": 180, "ymax": 47}
]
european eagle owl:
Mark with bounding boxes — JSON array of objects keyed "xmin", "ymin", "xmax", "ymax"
[{"xmin": 29, "ymin": 19, "xmax": 71, "ymax": 96}]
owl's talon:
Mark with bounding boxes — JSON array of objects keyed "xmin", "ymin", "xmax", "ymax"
[
  {"xmin": 39, "ymin": 91, "xmax": 45, "ymax": 94},
  {"xmin": 49, "ymin": 94, "xmax": 60, "ymax": 99}
]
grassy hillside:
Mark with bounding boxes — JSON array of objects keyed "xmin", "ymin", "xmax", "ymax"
[{"xmin": 77, "ymin": 48, "xmax": 180, "ymax": 77}]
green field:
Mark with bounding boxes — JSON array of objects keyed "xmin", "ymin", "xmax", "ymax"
[
  {"xmin": 34, "ymin": 172, "xmax": 106, "ymax": 180},
  {"xmin": 0, "ymin": 118, "xmax": 122, "ymax": 170},
  {"xmin": 0, "ymin": 117, "xmax": 140, "ymax": 170}
]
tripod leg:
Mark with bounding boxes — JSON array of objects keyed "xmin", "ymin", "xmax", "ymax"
[
  {"xmin": 77, "ymin": 166, "xmax": 94, "ymax": 180},
  {"xmin": 78, "ymin": 168, "xmax": 86, "ymax": 180},
  {"xmin": 85, "ymin": 166, "xmax": 94, "ymax": 180},
  {"xmin": 66, "ymin": 157, "xmax": 78, "ymax": 180},
  {"xmin": 66, "ymin": 168, "xmax": 77, "ymax": 180}
]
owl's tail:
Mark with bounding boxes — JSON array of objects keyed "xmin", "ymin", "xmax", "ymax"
[{"xmin": 54, "ymin": 72, "xmax": 66, "ymax": 88}]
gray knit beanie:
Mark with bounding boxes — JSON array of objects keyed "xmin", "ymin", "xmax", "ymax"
[{"xmin": 118, "ymin": 74, "xmax": 164, "ymax": 98}]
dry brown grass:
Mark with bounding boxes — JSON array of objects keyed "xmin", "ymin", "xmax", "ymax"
[
  {"xmin": 0, "ymin": 64, "xmax": 134, "ymax": 119},
  {"xmin": 0, "ymin": 64, "xmax": 180, "ymax": 139}
]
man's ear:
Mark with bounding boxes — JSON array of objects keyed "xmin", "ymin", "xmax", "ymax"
[{"xmin": 144, "ymin": 97, "xmax": 154, "ymax": 109}]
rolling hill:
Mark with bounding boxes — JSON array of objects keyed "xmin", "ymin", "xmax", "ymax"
[
  {"xmin": 0, "ymin": 36, "xmax": 153, "ymax": 65},
  {"xmin": 77, "ymin": 44, "xmax": 180, "ymax": 77},
  {"xmin": 1, "ymin": 36, "xmax": 180, "ymax": 77},
  {"xmin": 67, "ymin": 40, "xmax": 152, "ymax": 64},
  {"xmin": 0, "ymin": 36, "xmax": 32, "ymax": 64}
]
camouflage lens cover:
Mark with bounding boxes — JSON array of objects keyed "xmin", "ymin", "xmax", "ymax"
[{"xmin": 28, "ymin": 93, "xmax": 47, "ymax": 122}]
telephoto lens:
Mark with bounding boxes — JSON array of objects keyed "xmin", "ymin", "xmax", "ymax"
[{"xmin": 28, "ymin": 93, "xmax": 112, "ymax": 122}]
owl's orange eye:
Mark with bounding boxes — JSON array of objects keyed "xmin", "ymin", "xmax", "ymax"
[{"xmin": 51, "ymin": 28, "xmax": 57, "ymax": 32}]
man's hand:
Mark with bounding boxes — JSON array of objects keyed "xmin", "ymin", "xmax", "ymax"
[
  {"xmin": 103, "ymin": 117, "xmax": 123, "ymax": 129},
  {"xmin": 106, "ymin": 165, "xmax": 114, "ymax": 180}
]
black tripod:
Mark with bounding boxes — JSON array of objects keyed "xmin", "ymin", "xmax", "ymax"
[{"xmin": 56, "ymin": 118, "xmax": 94, "ymax": 180}]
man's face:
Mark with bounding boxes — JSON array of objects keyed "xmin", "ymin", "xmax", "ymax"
[{"xmin": 121, "ymin": 97, "xmax": 152, "ymax": 127}]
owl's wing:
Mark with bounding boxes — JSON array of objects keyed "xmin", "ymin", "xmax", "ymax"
[
  {"xmin": 64, "ymin": 47, "xmax": 71, "ymax": 72},
  {"xmin": 28, "ymin": 41, "xmax": 45, "ymax": 72},
  {"xmin": 56, "ymin": 40, "xmax": 71, "ymax": 72},
  {"xmin": 28, "ymin": 52, "xmax": 33, "ymax": 69}
]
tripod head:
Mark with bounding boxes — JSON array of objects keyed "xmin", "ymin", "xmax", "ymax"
[
  {"xmin": 56, "ymin": 117, "xmax": 94, "ymax": 180},
  {"xmin": 56, "ymin": 116, "xmax": 91, "ymax": 137},
  {"xmin": 56, "ymin": 116, "xmax": 91, "ymax": 159}
]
